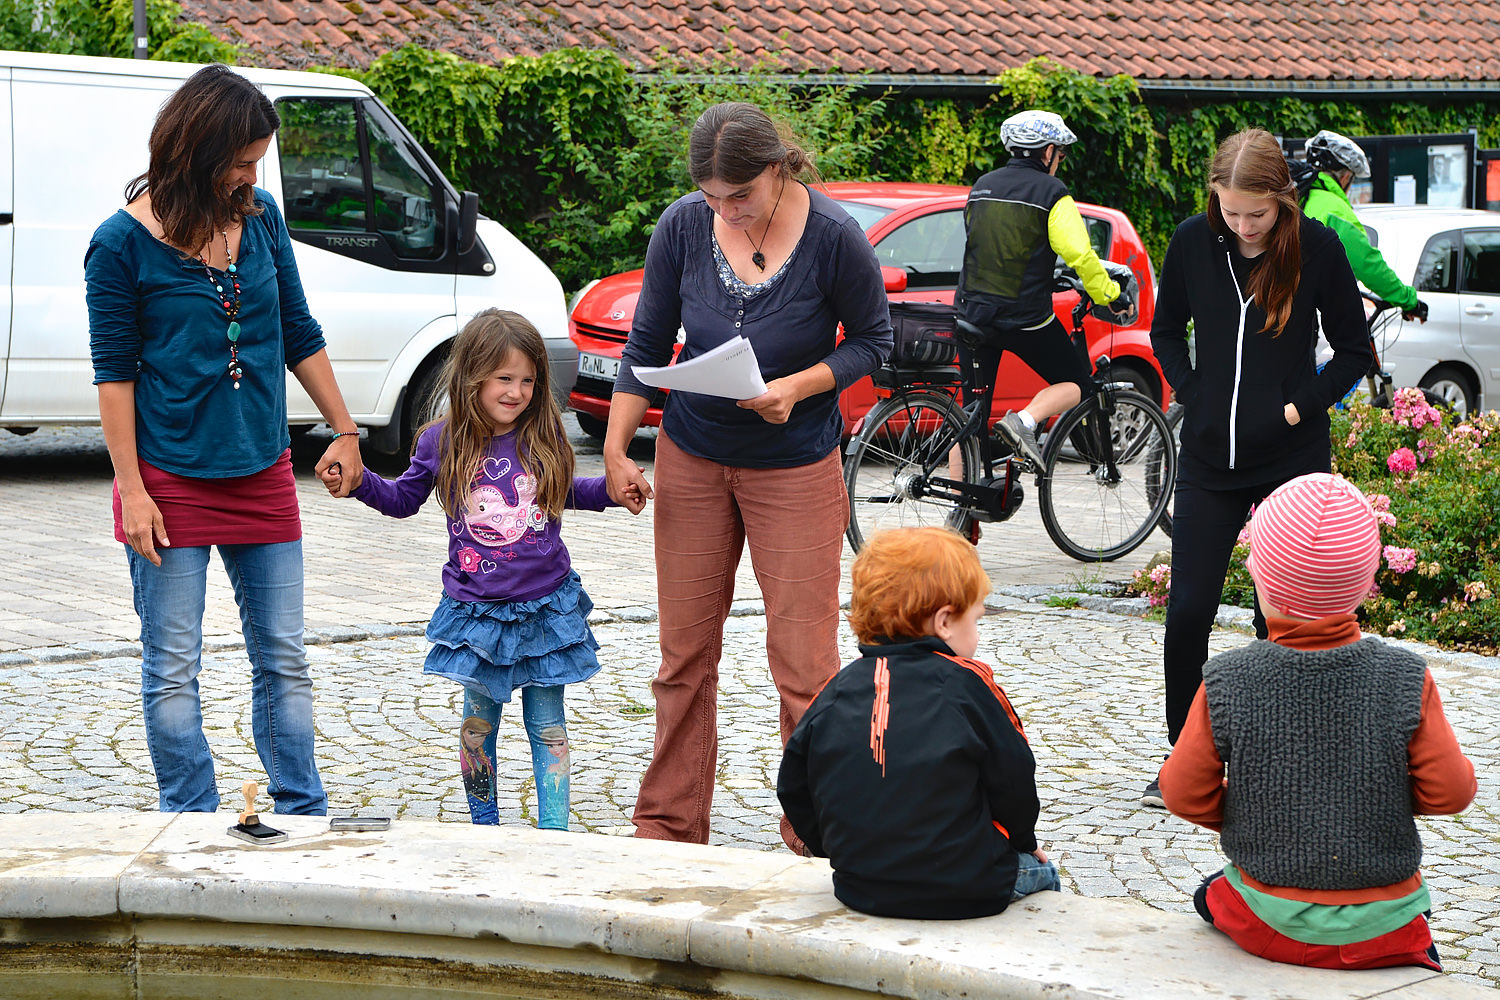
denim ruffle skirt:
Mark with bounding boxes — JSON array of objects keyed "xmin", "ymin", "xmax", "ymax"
[{"xmin": 424, "ymin": 571, "xmax": 601, "ymax": 702}]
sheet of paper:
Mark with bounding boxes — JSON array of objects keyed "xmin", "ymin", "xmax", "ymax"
[
  {"xmin": 631, "ymin": 335, "xmax": 768, "ymax": 400},
  {"xmin": 1393, "ymin": 174, "xmax": 1417, "ymax": 206}
]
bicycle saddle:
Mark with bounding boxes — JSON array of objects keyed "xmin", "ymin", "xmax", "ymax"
[{"xmin": 954, "ymin": 317, "xmax": 986, "ymax": 346}]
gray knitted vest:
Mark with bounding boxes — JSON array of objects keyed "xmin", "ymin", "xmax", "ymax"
[{"xmin": 1202, "ymin": 637, "xmax": 1426, "ymax": 890}]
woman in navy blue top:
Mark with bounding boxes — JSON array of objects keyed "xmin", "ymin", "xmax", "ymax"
[
  {"xmin": 85, "ymin": 65, "xmax": 363, "ymax": 816},
  {"xmin": 604, "ymin": 102, "xmax": 893, "ymax": 851}
]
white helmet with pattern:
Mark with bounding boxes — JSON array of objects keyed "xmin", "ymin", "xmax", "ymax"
[
  {"xmin": 1000, "ymin": 110, "xmax": 1078, "ymax": 154},
  {"xmin": 1306, "ymin": 130, "xmax": 1371, "ymax": 179}
]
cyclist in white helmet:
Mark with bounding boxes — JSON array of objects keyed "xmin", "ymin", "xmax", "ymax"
[
  {"xmin": 1302, "ymin": 129, "xmax": 1428, "ymax": 322},
  {"xmin": 956, "ymin": 109, "xmax": 1134, "ymax": 468}
]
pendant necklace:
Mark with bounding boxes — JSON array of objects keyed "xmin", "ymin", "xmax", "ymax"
[
  {"xmin": 198, "ymin": 230, "xmax": 244, "ymax": 389},
  {"xmin": 744, "ymin": 175, "xmax": 786, "ymax": 272}
]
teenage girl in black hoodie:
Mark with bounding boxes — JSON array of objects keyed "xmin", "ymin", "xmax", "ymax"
[{"xmin": 1144, "ymin": 129, "xmax": 1370, "ymax": 805}]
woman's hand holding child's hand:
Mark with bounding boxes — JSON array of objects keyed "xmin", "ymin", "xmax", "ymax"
[
  {"xmin": 315, "ymin": 433, "xmax": 363, "ymax": 497},
  {"xmin": 605, "ymin": 450, "xmax": 654, "ymax": 514},
  {"xmin": 318, "ymin": 462, "xmax": 345, "ymax": 497},
  {"xmin": 617, "ymin": 481, "xmax": 648, "ymax": 515}
]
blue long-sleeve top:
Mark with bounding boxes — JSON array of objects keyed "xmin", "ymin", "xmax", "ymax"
[
  {"xmin": 86, "ymin": 189, "xmax": 326, "ymax": 478},
  {"xmin": 353, "ymin": 423, "xmax": 615, "ymax": 603},
  {"xmin": 614, "ymin": 186, "xmax": 893, "ymax": 468}
]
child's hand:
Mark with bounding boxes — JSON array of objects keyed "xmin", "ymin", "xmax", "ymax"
[
  {"xmin": 1032, "ymin": 848, "xmax": 1049, "ymax": 863},
  {"xmin": 618, "ymin": 482, "xmax": 648, "ymax": 515},
  {"xmin": 319, "ymin": 461, "xmax": 345, "ymax": 497}
]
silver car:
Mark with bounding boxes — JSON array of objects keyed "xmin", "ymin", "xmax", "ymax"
[{"xmin": 1354, "ymin": 205, "xmax": 1500, "ymax": 417}]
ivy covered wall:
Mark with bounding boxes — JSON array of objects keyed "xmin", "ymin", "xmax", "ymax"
[{"xmin": 338, "ymin": 49, "xmax": 1499, "ymax": 289}]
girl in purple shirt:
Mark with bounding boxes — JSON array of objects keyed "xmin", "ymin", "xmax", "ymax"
[{"xmin": 324, "ymin": 309, "xmax": 644, "ymax": 828}]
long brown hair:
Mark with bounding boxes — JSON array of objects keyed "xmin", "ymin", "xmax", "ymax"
[
  {"xmin": 688, "ymin": 102, "xmax": 822, "ymax": 186},
  {"xmin": 424, "ymin": 309, "xmax": 575, "ymax": 522},
  {"xmin": 125, "ymin": 64, "xmax": 278, "ymax": 252},
  {"xmin": 1207, "ymin": 128, "xmax": 1302, "ymax": 336}
]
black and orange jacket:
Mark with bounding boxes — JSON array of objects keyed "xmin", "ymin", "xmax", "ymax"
[{"xmin": 777, "ymin": 635, "xmax": 1040, "ymax": 919}]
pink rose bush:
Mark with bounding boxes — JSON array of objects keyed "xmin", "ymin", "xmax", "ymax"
[
  {"xmin": 1330, "ymin": 398, "xmax": 1500, "ymax": 648},
  {"xmin": 1130, "ymin": 562, "xmax": 1172, "ymax": 608},
  {"xmin": 1131, "ymin": 394, "xmax": 1500, "ymax": 648}
]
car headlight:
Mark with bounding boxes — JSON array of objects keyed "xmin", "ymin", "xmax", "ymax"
[{"xmin": 568, "ymin": 279, "xmax": 602, "ymax": 316}]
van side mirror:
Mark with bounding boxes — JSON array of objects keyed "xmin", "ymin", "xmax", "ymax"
[
  {"xmin": 457, "ymin": 191, "xmax": 479, "ymax": 254},
  {"xmin": 880, "ymin": 266, "xmax": 908, "ymax": 292}
]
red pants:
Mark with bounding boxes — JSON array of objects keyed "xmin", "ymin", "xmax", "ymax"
[
  {"xmin": 1198, "ymin": 871, "xmax": 1441, "ymax": 972},
  {"xmin": 631, "ymin": 432, "xmax": 848, "ymax": 850}
]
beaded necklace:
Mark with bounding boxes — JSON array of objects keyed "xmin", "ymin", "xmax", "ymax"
[{"xmin": 198, "ymin": 230, "xmax": 244, "ymax": 389}]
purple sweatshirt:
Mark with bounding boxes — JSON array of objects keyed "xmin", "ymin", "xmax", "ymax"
[{"xmin": 352, "ymin": 423, "xmax": 613, "ymax": 603}]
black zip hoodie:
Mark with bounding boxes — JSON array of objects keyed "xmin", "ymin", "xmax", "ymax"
[
  {"xmin": 1150, "ymin": 213, "xmax": 1370, "ymax": 488},
  {"xmin": 777, "ymin": 635, "xmax": 1038, "ymax": 919}
]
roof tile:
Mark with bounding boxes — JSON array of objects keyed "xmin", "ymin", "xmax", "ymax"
[{"xmin": 180, "ymin": 0, "xmax": 1500, "ymax": 82}]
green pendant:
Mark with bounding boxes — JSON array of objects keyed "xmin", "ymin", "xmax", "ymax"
[{"xmin": 226, "ymin": 321, "xmax": 241, "ymax": 343}]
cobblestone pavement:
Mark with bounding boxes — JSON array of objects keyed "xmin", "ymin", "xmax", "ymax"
[
  {"xmin": 0, "ymin": 423, "xmax": 1166, "ymax": 654},
  {"xmin": 0, "ymin": 424, "xmax": 1496, "ymax": 987}
]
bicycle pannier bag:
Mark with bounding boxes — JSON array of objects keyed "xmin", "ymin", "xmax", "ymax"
[{"xmin": 888, "ymin": 301, "xmax": 959, "ymax": 366}]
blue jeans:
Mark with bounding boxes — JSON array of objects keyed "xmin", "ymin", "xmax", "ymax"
[
  {"xmin": 128, "ymin": 541, "xmax": 325, "ymax": 815},
  {"xmin": 1011, "ymin": 852, "xmax": 1062, "ymax": 901},
  {"xmin": 461, "ymin": 685, "xmax": 570, "ymax": 830}
]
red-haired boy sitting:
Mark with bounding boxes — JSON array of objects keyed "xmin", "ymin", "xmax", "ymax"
[{"xmin": 777, "ymin": 526, "xmax": 1058, "ymax": 918}]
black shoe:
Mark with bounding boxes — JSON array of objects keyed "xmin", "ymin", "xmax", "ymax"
[
  {"xmin": 997, "ymin": 411, "xmax": 1044, "ymax": 468},
  {"xmin": 1141, "ymin": 776, "xmax": 1165, "ymax": 809}
]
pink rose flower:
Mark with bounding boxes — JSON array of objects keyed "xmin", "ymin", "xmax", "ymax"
[
  {"xmin": 1383, "ymin": 545, "xmax": 1417, "ymax": 574},
  {"xmin": 1386, "ymin": 448, "xmax": 1418, "ymax": 475}
]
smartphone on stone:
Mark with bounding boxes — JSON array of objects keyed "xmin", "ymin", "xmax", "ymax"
[
  {"xmin": 329, "ymin": 816, "xmax": 391, "ymax": 832},
  {"xmin": 228, "ymin": 824, "xmax": 288, "ymax": 845}
]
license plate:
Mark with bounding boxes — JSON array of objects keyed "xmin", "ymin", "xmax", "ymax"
[{"xmin": 578, "ymin": 352, "xmax": 620, "ymax": 380}]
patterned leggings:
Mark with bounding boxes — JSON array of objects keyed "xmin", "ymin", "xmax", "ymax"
[{"xmin": 459, "ymin": 685, "xmax": 569, "ymax": 829}]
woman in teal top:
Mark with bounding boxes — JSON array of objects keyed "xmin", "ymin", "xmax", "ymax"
[{"xmin": 85, "ymin": 65, "xmax": 363, "ymax": 815}]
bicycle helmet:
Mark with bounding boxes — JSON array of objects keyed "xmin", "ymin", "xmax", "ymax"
[
  {"xmin": 1000, "ymin": 110, "xmax": 1078, "ymax": 154},
  {"xmin": 1305, "ymin": 130, "xmax": 1371, "ymax": 179}
]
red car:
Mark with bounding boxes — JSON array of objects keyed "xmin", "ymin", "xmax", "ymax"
[{"xmin": 567, "ymin": 182, "xmax": 1164, "ymax": 439}]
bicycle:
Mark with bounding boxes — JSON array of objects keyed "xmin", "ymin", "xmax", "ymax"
[{"xmin": 844, "ymin": 276, "xmax": 1177, "ymax": 562}]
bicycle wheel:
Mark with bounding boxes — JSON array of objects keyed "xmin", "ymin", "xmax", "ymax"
[
  {"xmin": 844, "ymin": 389, "xmax": 980, "ymax": 551},
  {"xmin": 1145, "ymin": 401, "xmax": 1183, "ymax": 538},
  {"xmin": 1038, "ymin": 390, "xmax": 1176, "ymax": 562}
]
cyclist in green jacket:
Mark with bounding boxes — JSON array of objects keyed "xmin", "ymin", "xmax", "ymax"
[{"xmin": 1302, "ymin": 130, "xmax": 1428, "ymax": 323}]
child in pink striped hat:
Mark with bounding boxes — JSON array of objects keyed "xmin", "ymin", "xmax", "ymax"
[{"xmin": 1159, "ymin": 472, "xmax": 1475, "ymax": 971}]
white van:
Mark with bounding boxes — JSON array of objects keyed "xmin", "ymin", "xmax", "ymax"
[{"xmin": 0, "ymin": 51, "xmax": 575, "ymax": 453}]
